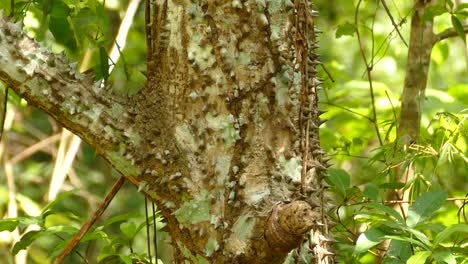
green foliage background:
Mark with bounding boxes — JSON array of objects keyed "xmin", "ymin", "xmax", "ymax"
[{"xmin": 0, "ymin": 0, "xmax": 467, "ymax": 263}]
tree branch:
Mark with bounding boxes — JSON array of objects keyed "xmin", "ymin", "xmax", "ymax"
[
  {"xmin": 53, "ymin": 176, "xmax": 126, "ymax": 263},
  {"xmin": 435, "ymin": 24, "xmax": 468, "ymax": 44},
  {"xmin": 380, "ymin": 0, "xmax": 408, "ymax": 47}
]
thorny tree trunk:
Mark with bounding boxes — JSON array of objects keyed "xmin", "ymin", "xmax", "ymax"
[{"xmin": 0, "ymin": 0, "xmax": 333, "ymax": 262}]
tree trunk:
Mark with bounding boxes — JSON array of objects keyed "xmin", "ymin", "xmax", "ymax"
[
  {"xmin": 398, "ymin": 0, "xmax": 435, "ymax": 144},
  {"xmin": 0, "ymin": 0, "xmax": 333, "ymax": 261}
]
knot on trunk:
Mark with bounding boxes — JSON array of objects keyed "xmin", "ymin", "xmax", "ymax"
[{"xmin": 265, "ymin": 201, "xmax": 318, "ymax": 253}]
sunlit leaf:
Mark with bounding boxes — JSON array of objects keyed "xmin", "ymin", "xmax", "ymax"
[
  {"xmin": 406, "ymin": 190, "xmax": 447, "ymax": 228},
  {"xmin": 354, "ymin": 228, "xmax": 385, "ymax": 254},
  {"xmin": 120, "ymin": 221, "xmax": 137, "ymax": 240},
  {"xmin": 336, "ymin": 22, "xmax": 356, "ymax": 38},
  {"xmin": 383, "ymin": 240, "xmax": 411, "ymax": 263},
  {"xmin": 12, "ymin": 230, "xmax": 42, "ymax": 255},
  {"xmin": 407, "ymin": 251, "xmax": 431, "ymax": 264},
  {"xmin": 433, "ymin": 250, "xmax": 457, "ymax": 264},
  {"xmin": 363, "ymin": 183, "xmax": 379, "ymax": 201},
  {"xmin": 0, "ymin": 219, "xmax": 19, "ymax": 232},
  {"xmin": 451, "ymin": 15, "xmax": 466, "ymax": 43},
  {"xmin": 326, "ymin": 168, "xmax": 350, "ymax": 197},
  {"xmin": 102, "ymin": 212, "xmax": 143, "ymax": 228},
  {"xmin": 365, "ymin": 203, "xmax": 405, "ymax": 223},
  {"xmin": 422, "ymin": 4, "xmax": 448, "ymax": 22},
  {"xmin": 433, "ymin": 224, "xmax": 468, "ymax": 245},
  {"xmin": 41, "ymin": 190, "xmax": 78, "ymax": 217}
]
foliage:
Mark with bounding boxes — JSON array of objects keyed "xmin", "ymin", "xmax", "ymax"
[{"xmin": 317, "ymin": 0, "xmax": 468, "ymax": 263}]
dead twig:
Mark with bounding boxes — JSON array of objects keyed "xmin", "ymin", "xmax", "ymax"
[{"xmin": 52, "ymin": 176, "xmax": 126, "ymax": 264}]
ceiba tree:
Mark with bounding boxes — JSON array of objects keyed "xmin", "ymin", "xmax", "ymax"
[{"xmin": 0, "ymin": 0, "xmax": 333, "ymax": 262}]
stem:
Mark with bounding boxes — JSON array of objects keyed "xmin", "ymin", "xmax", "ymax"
[{"xmin": 53, "ymin": 176, "xmax": 126, "ymax": 264}]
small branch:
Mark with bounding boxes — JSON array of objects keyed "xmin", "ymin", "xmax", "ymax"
[
  {"xmin": 354, "ymin": 0, "xmax": 383, "ymax": 146},
  {"xmin": 380, "ymin": 0, "xmax": 408, "ymax": 47},
  {"xmin": 345, "ymin": 197, "xmax": 468, "ymax": 207},
  {"xmin": 0, "ymin": 87, "xmax": 7, "ymax": 142},
  {"xmin": 10, "ymin": 133, "xmax": 61, "ymax": 163},
  {"xmin": 52, "ymin": 176, "xmax": 126, "ymax": 264},
  {"xmin": 321, "ymin": 102, "xmax": 373, "ymax": 122},
  {"xmin": 435, "ymin": 24, "xmax": 468, "ymax": 44}
]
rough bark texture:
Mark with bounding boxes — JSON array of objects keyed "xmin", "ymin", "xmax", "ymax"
[
  {"xmin": 0, "ymin": 0, "xmax": 333, "ymax": 261},
  {"xmin": 398, "ymin": 0, "xmax": 435, "ymax": 144}
]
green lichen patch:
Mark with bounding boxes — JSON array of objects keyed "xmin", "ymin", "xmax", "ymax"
[
  {"xmin": 106, "ymin": 151, "xmax": 141, "ymax": 176},
  {"xmin": 175, "ymin": 123, "xmax": 198, "ymax": 153},
  {"xmin": 215, "ymin": 154, "xmax": 232, "ymax": 186},
  {"xmin": 174, "ymin": 190, "xmax": 211, "ymax": 226},
  {"xmin": 232, "ymin": 215, "xmax": 255, "ymax": 240},
  {"xmin": 204, "ymin": 237, "xmax": 220, "ymax": 257},
  {"xmin": 279, "ymin": 155, "xmax": 302, "ymax": 183},
  {"xmin": 179, "ymin": 242, "xmax": 210, "ymax": 264},
  {"xmin": 206, "ymin": 113, "xmax": 240, "ymax": 147}
]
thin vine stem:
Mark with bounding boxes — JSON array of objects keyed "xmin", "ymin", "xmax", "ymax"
[{"xmin": 354, "ymin": 0, "xmax": 383, "ymax": 146}]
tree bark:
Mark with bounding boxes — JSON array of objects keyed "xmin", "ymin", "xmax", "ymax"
[
  {"xmin": 398, "ymin": 0, "xmax": 436, "ymax": 144},
  {"xmin": 0, "ymin": 0, "xmax": 333, "ymax": 261}
]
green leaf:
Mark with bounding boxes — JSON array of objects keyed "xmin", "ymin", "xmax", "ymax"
[
  {"xmin": 433, "ymin": 250, "xmax": 457, "ymax": 264},
  {"xmin": 383, "ymin": 240, "xmax": 411, "ymax": 263},
  {"xmin": 49, "ymin": 0, "xmax": 70, "ymax": 18},
  {"xmin": 12, "ymin": 230, "xmax": 42, "ymax": 255},
  {"xmin": 119, "ymin": 255, "xmax": 133, "ymax": 264},
  {"xmin": 102, "ymin": 212, "xmax": 142, "ymax": 228},
  {"xmin": 433, "ymin": 224, "xmax": 468, "ymax": 245},
  {"xmin": 422, "ymin": 4, "xmax": 448, "ymax": 22},
  {"xmin": 0, "ymin": 219, "xmax": 19, "ymax": 232},
  {"xmin": 379, "ymin": 182, "xmax": 405, "ymax": 189},
  {"xmin": 456, "ymin": 3, "xmax": 468, "ymax": 12},
  {"xmin": 365, "ymin": 203, "xmax": 405, "ymax": 223},
  {"xmin": 99, "ymin": 46, "xmax": 109, "ymax": 81},
  {"xmin": 336, "ymin": 22, "xmax": 356, "ymax": 38},
  {"xmin": 382, "ymin": 234, "xmax": 430, "ymax": 250},
  {"xmin": 354, "ymin": 228, "xmax": 385, "ymax": 254},
  {"xmin": 406, "ymin": 190, "xmax": 447, "ymax": 228},
  {"xmin": 363, "ymin": 183, "xmax": 379, "ymax": 201},
  {"xmin": 326, "ymin": 168, "xmax": 350, "ymax": 197},
  {"xmin": 451, "ymin": 15, "xmax": 466, "ymax": 43},
  {"xmin": 41, "ymin": 190, "xmax": 78, "ymax": 217},
  {"xmin": 407, "ymin": 251, "xmax": 432, "ymax": 264},
  {"xmin": 120, "ymin": 221, "xmax": 137, "ymax": 239}
]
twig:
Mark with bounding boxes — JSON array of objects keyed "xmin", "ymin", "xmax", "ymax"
[
  {"xmin": 435, "ymin": 24, "xmax": 468, "ymax": 43},
  {"xmin": 152, "ymin": 202, "xmax": 158, "ymax": 262},
  {"xmin": 320, "ymin": 101, "xmax": 373, "ymax": 122},
  {"xmin": 145, "ymin": 198, "xmax": 153, "ymax": 264},
  {"xmin": 320, "ymin": 64, "xmax": 335, "ymax": 83},
  {"xmin": 52, "ymin": 176, "xmax": 126, "ymax": 264},
  {"xmin": 380, "ymin": 0, "xmax": 408, "ymax": 47},
  {"xmin": 354, "ymin": 0, "xmax": 383, "ymax": 146},
  {"xmin": 345, "ymin": 197, "xmax": 468, "ymax": 207},
  {"xmin": 0, "ymin": 87, "xmax": 7, "ymax": 142},
  {"xmin": 145, "ymin": 0, "xmax": 152, "ymax": 65},
  {"xmin": 10, "ymin": 133, "xmax": 61, "ymax": 163}
]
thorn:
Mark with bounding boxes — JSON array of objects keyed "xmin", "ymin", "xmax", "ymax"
[
  {"xmin": 318, "ymin": 234, "xmax": 336, "ymax": 242},
  {"xmin": 318, "ymin": 109, "xmax": 327, "ymax": 116},
  {"xmin": 307, "ymin": 160, "xmax": 327, "ymax": 170},
  {"xmin": 310, "ymin": 138, "xmax": 320, "ymax": 144},
  {"xmin": 313, "ymin": 148, "xmax": 326, "ymax": 156},
  {"xmin": 318, "ymin": 119, "xmax": 327, "ymax": 126}
]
